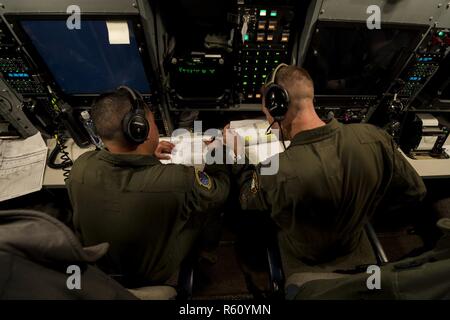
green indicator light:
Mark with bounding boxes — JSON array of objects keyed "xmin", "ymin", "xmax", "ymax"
[
  {"xmin": 438, "ymin": 31, "xmax": 445, "ymax": 37},
  {"xmin": 243, "ymin": 82, "xmax": 248, "ymax": 85},
  {"xmin": 270, "ymin": 11, "xmax": 277, "ymax": 17},
  {"xmin": 260, "ymin": 9, "xmax": 267, "ymax": 16},
  {"xmin": 244, "ymin": 34, "xmax": 249, "ymax": 41}
]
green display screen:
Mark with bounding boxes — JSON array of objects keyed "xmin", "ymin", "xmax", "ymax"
[{"xmin": 177, "ymin": 66, "xmax": 217, "ymax": 75}]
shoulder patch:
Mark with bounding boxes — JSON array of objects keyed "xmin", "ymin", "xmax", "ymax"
[
  {"xmin": 250, "ymin": 171, "xmax": 259, "ymax": 194},
  {"xmin": 195, "ymin": 169, "xmax": 212, "ymax": 190}
]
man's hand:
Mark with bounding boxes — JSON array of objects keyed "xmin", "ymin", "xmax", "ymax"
[
  {"xmin": 223, "ymin": 124, "xmax": 244, "ymax": 160},
  {"xmin": 154, "ymin": 140, "xmax": 175, "ymax": 160}
]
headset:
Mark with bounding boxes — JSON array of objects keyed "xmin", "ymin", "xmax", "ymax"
[
  {"xmin": 264, "ymin": 63, "xmax": 290, "ymax": 121},
  {"xmin": 118, "ymin": 86, "xmax": 150, "ymax": 145}
]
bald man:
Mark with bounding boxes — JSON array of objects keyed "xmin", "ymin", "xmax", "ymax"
[{"xmin": 228, "ymin": 65, "xmax": 426, "ymax": 276}]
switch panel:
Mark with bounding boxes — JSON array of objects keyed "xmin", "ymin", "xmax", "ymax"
[
  {"xmin": 396, "ymin": 28, "xmax": 450, "ymax": 102},
  {"xmin": 235, "ymin": 1, "xmax": 295, "ymax": 104},
  {"xmin": 0, "ymin": 19, "xmax": 46, "ymax": 96}
]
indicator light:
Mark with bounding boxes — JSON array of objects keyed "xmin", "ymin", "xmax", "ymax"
[
  {"xmin": 268, "ymin": 21, "xmax": 277, "ymax": 30},
  {"xmin": 244, "ymin": 34, "xmax": 249, "ymax": 41},
  {"xmin": 260, "ymin": 10, "xmax": 267, "ymax": 16},
  {"xmin": 438, "ymin": 31, "xmax": 445, "ymax": 38},
  {"xmin": 270, "ymin": 11, "xmax": 277, "ymax": 17}
]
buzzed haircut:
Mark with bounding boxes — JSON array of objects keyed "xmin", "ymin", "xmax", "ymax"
[
  {"xmin": 90, "ymin": 90, "xmax": 133, "ymax": 147},
  {"xmin": 275, "ymin": 65, "xmax": 315, "ymax": 104}
]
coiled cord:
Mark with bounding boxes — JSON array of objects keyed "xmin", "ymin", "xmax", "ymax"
[{"xmin": 48, "ymin": 128, "xmax": 73, "ymax": 182}]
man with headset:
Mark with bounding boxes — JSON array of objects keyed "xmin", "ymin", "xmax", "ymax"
[
  {"xmin": 226, "ymin": 64, "xmax": 427, "ymax": 277},
  {"xmin": 66, "ymin": 86, "xmax": 230, "ymax": 285}
]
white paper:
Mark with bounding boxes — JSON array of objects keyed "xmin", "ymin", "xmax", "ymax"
[
  {"xmin": 230, "ymin": 119, "xmax": 277, "ymax": 146},
  {"xmin": 230, "ymin": 119, "xmax": 268, "ymax": 129},
  {"xmin": 106, "ymin": 21, "xmax": 130, "ymax": 45},
  {"xmin": 159, "ymin": 135, "xmax": 209, "ymax": 170},
  {"xmin": 0, "ymin": 133, "xmax": 48, "ymax": 202},
  {"xmin": 230, "ymin": 118, "xmax": 290, "ymax": 163},
  {"xmin": 417, "ymin": 136, "xmax": 438, "ymax": 151},
  {"xmin": 417, "ymin": 113, "xmax": 439, "ymax": 127},
  {"xmin": 246, "ymin": 140, "xmax": 290, "ymax": 164}
]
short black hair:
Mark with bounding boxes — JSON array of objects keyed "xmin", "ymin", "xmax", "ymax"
[
  {"xmin": 275, "ymin": 65, "xmax": 314, "ymax": 101},
  {"xmin": 91, "ymin": 90, "xmax": 134, "ymax": 147}
]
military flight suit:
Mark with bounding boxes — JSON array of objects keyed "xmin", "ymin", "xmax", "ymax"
[
  {"xmin": 66, "ymin": 150, "xmax": 230, "ymax": 285},
  {"xmin": 235, "ymin": 118, "xmax": 426, "ymax": 276}
]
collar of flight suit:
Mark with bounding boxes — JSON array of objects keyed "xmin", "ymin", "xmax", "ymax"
[
  {"xmin": 98, "ymin": 149, "xmax": 161, "ymax": 167},
  {"xmin": 289, "ymin": 118, "xmax": 342, "ymax": 147}
]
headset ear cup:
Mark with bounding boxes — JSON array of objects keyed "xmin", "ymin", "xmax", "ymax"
[
  {"xmin": 122, "ymin": 110, "xmax": 149, "ymax": 144},
  {"xmin": 119, "ymin": 86, "xmax": 150, "ymax": 145},
  {"xmin": 265, "ymin": 84, "xmax": 290, "ymax": 120}
]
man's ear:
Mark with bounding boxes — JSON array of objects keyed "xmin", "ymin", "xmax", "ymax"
[{"xmin": 262, "ymin": 105, "xmax": 274, "ymax": 125}]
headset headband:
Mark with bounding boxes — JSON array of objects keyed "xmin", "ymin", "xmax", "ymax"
[
  {"xmin": 117, "ymin": 85, "xmax": 142, "ymax": 111},
  {"xmin": 265, "ymin": 63, "xmax": 289, "ymax": 87}
]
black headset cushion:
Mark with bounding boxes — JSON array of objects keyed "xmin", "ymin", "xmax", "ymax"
[
  {"xmin": 122, "ymin": 109, "xmax": 149, "ymax": 144},
  {"xmin": 265, "ymin": 84, "xmax": 290, "ymax": 119}
]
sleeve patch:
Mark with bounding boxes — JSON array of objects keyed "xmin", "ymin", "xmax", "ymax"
[
  {"xmin": 250, "ymin": 171, "xmax": 259, "ymax": 194},
  {"xmin": 195, "ymin": 169, "xmax": 212, "ymax": 190}
]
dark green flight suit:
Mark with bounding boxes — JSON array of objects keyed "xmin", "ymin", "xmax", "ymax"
[
  {"xmin": 236, "ymin": 118, "xmax": 426, "ymax": 276},
  {"xmin": 66, "ymin": 150, "xmax": 230, "ymax": 284}
]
